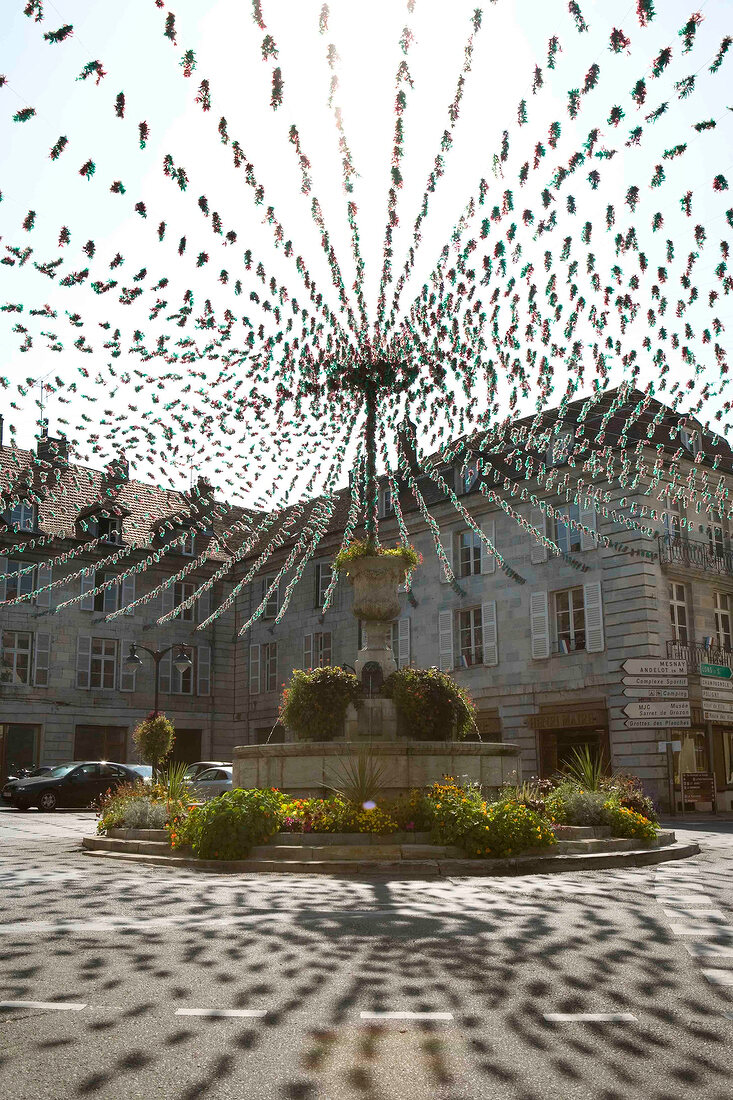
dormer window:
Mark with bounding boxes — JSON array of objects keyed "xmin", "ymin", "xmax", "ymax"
[
  {"xmin": 679, "ymin": 427, "xmax": 700, "ymax": 456},
  {"xmin": 181, "ymin": 531, "xmax": 196, "ymax": 557},
  {"xmin": 461, "ymin": 463, "xmax": 479, "ymax": 494},
  {"xmin": 436, "ymin": 465, "xmax": 455, "ymax": 493},
  {"xmin": 547, "ymin": 431, "xmax": 573, "ymax": 467},
  {"xmin": 8, "ymin": 502, "xmax": 35, "ymax": 532},
  {"xmin": 97, "ymin": 516, "xmax": 122, "ymax": 544},
  {"xmin": 380, "ymin": 488, "xmax": 395, "ymax": 518}
]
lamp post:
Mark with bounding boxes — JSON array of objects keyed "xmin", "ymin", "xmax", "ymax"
[{"xmin": 124, "ymin": 642, "xmax": 193, "ymax": 716}]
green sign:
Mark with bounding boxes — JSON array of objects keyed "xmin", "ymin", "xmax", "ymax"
[{"xmin": 700, "ymin": 663, "xmax": 733, "ymax": 679}]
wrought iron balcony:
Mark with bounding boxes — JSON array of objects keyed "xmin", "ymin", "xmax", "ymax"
[
  {"xmin": 667, "ymin": 640, "xmax": 733, "ymax": 671},
  {"xmin": 658, "ymin": 534, "xmax": 733, "ymax": 577}
]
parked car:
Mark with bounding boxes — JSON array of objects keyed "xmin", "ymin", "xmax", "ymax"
[
  {"xmin": 9, "ymin": 761, "xmax": 142, "ymax": 812},
  {"xmin": 128, "ymin": 764, "xmax": 153, "ymax": 784},
  {"xmin": 190, "ymin": 766, "xmax": 233, "ymax": 800},
  {"xmin": 183, "ymin": 761, "xmax": 232, "ymax": 781},
  {"xmin": 2, "ymin": 766, "xmax": 54, "ymax": 802}
]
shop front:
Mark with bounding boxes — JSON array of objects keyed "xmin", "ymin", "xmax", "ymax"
[{"xmin": 527, "ymin": 705, "xmax": 609, "ymax": 778}]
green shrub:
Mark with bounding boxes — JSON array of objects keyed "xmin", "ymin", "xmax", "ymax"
[
  {"xmin": 601, "ymin": 772, "xmax": 658, "ymax": 821},
  {"xmin": 280, "ymin": 666, "xmax": 362, "ymax": 741},
  {"xmin": 546, "ymin": 783, "xmax": 609, "ymax": 825},
  {"xmin": 170, "ymin": 787, "xmax": 283, "ymax": 859},
  {"xmin": 333, "ymin": 539, "xmax": 420, "ymax": 574},
  {"xmin": 387, "ymin": 789, "xmax": 434, "ymax": 832},
  {"xmin": 601, "ymin": 803, "xmax": 658, "ymax": 839},
  {"xmin": 460, "ymin": 800, "xmax": 557, "ymax": 859},
  {"xmin": 280, "ymin": 796, "xmax": 398, "ymax": 835},
  {"xmin": 422, "ymin": 776, "xmax": 486, "ymax": 844},
  {"xmin": 96, "ymin": 783, "xmax": 167, "ymax": 834},
  {"xmin": 132, "ymin": 712, "xmax": 175, "ymax": 774},
  {"xmin": 383, "ymin": 667, "xmax": 476, "ymax": 741},
  {"xmin": 559, "ymin": 745, "xmax": 607, "ymax": 790}
]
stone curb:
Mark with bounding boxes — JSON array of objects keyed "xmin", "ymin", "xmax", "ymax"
[{"xmin": 81, "ymin": 840, "xmax": 700, "ymax": 877}]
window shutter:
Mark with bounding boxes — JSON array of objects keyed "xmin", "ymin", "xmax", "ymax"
[
  {"xmin": 161, "ymin": 583, "xmax": 175, "ymax": 617},
  {"xmin": 530, "ymin": 509, "xmax": 548, "ymax": 564},
  {"xmin": 35, "ymin": 563, "xmax": 53, "ymax": 608},
  {"xmin": 103, "ymin": 576, "xmax": 118, "ymax": 615},
  {"xmin": 159, "ymin": 650, "xmax": 172, "ymax": 694},
  {"xmin": 33, "ymin": 632, "xmax": 51, "ymax": 686},
  {"xmin": 0, "ymin": 557, "xmax": 6, "ymax": 603},
  {"xmin": 249, "ymin": 644, "xmax": 261, "ymax": 695},
  {"xmin": 530, "ymin": 591, "xmax": 550, "ymax": 659},
  {"xmin": 579, "ymin": 499, "xmax": 597, "ymax": 551},
  {"xmin": 314, "ymin": 565, "xmax": 321, "ymax": 608},
  {"xmin": 482, "ymin": 601, "xmax": 498, "ymax": 666},
  {"xmin": 119, "ymin": 640, "xmax": 136, "ymax": 692},
  {"xmin": 76, "ymin": 635, "xmax": 92, "ymax": 688},
  {"xmin": 584, "ymin": 581, "xmax": 604, "ymax": 652},
  {"xmin": 481, "ymin": 519, "xmax": 496, "ymax": 575},
  {"xmin": 398, "ymin": 616, "xmax": 410, "ymax": 668},
  {"xmin": 80, "ymin": 569, "xmax": 95, "ymax": 611},
  {"xmin": 198, "ymin": 584, "xmax": 211, "ymax": 623},
  {"xmin": 121, "ymin": 572, "xmax": 136, "ymax": 615},
  {"xmin": 438, "ymin": 610, "xmax": 454, "ymax": 671},
  {"xmin": 303, "ymin": 634, "xmax": 313, "ymax": 670},
  {"xmin": 439, "ymin": 532, "xmax": 454, "ymax": 583},
  {"xmin": 197, "ymin": 644, "xmax": 211, "ymax": 696}
]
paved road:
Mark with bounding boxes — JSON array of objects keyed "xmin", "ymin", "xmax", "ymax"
[{"xmin": 1, "ymin": 809, "xmax": 733, "ymax": 1099}]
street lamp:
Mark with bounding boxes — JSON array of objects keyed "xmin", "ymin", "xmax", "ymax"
[{"xmin": 125, "ymin": 642, "xmax": 193, "ymax": 716}]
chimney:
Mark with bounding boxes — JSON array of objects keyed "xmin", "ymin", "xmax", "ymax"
[{"xmin": 36, "ymin": 428, "xmax": 70, "ymax": 467}]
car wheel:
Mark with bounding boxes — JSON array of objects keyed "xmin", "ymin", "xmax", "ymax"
[{"xmin": 37, "ymin": 790, "xmax": 58, "ymax": 812}]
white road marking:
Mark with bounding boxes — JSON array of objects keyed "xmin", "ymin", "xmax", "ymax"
[
  {"xmin": 670, "ymin": 925, "xmax": 733, "ymax": 937},
  {"xmin": 702, "ymin": 969, "xmax": 733, "ymax": 986},
  {"xmin": 360, "ymin": 1011, "xmax": 454, "ymax": 1021},
  {"xmin": 0, "ymin": 1000, "xmax": 86, "ymax": 1011},
  {"xmin": 663, "ymin": 909, "xmax": 728, "ymax": 920},
  {"xmin": 543, "ymin": 1013, "xmax": 637, "ymax": 1022},
  {"xmin": 175, "ymin": 1008, "xmax": 267, "ymax": 1018},
  {"xmin": 655, "ymin": 895, "xmax": 713, "ymax": 906},
  {"xmin": 685, "ymin": 943, "xmax": 733, "ymax": 958}
]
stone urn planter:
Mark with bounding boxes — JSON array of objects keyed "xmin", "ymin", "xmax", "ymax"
[{"xmin": 345, "ymin": 553, "xmax": 405, "ymax": 621}]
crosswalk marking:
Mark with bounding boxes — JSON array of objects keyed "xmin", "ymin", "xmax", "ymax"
[
  {"xmin": 360, "ymin": 1011, "xmax": 453, "ymax": 1021},
  {"xmin": 544, "ymin": 1013, "xmax": 637, "ymax": 1022},
  {"xmin": 175, "ymin": 1008, "xmax": 267, "ymax": 1018},
  {"xmin": 702, "ymin": 969, "xmax": 733, "ymax": 986},
  {"xmin": 0, "ymin": 1000, "xmax": 86, "ymax": 1011}
]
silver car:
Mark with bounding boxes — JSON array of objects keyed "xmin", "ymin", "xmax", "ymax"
[{"xmin": 191, "ymin": 766, "xmax": 233, "ymax": 800}]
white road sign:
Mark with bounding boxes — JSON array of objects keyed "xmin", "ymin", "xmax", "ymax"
[
  {"xmin": 622, "ymin": 676, "xmax": 689, "ymax": 689},
  {"xmin": 624, "ymin": 701, "xmax": 691, "ymax": 718},
  {"xmin": 623, "ymin": 688, "xmax": 689, "ymax": 699},
  {"xmin": 625, "ymin": 718, "xmax": 692, "ymax": 729},
  {"xmin": 702, "ymin": 702, "xmax": 733, "ymax": 719},
  {"xmin": 702, "ymin": 687, "xmax": 733, "ymax": 703},
  {"xmin": 657, "ymin": 740, "xmax": 683, "ymax": 752},
  {"xmin": 701, "ymin": 677, "xmax": 733, "ymax": 693},
  {"xmin": 622, "ymin": 659, "xmax": 687, "ymax": 676}
]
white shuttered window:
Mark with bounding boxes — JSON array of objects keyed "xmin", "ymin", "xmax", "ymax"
[
  {"xmin": 33, "ymin": 632, "xmax": 51, "ymax": 686},
  {"xmin": 530, "ymin": 508, "xmax": 548, "ymax": 564},
  {"xmin": 438, "ymin": 610, "xmax": 453, "ymax": 670},
  {"xmin": 481, "ymin": 601, "xmax": 498, "ymax": 666},
  {"xmin": 481, "ymin": 519, "xmax": 496, "ymax": 574},
  {"xmin": 530, "ymin": 591, "xmax": 550, "ymax": 659}
]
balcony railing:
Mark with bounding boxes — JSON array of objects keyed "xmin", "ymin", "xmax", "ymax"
[
  {"xmin": 667, "ymin": 640, "xmax": 733, "ymax": 671},
  {"xmin": 658, "ymin": 534, "xmax": 733, "ymax": 577}
]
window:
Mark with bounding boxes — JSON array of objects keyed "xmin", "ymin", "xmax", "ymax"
[
  {"xmin": 97, "ymin": 516, "xmax": 122, "ymax": 544},
  {"xmin": 663, "ymin": 495, "xmax": 684, "ymax": 541},
  {"xmin": 314, "ymin": 563, "xmax": 332, "ymax": 608},
  {"xmin": 161, "ymin": 644, "xmax": 193, "ymax": 695},
  {"xmin": 261, "ymin": 574, "xmax": 279, "ymax": 619},
  {"xmin": 461, "ymin": 462, "xmax": 479, "ymax": 494},
  {"xmin": 458, "ymin": 608, "xmax": 483, "ymax": 667},
  {"xmin": 715, "ymin": 592, "xmax": 731, "ymax": 650},
  {"xmin": 4, "ymin": 560, "xmax": 34, "ymax": 601},
  {"xmin": 174, "ymin": 581, "xmax": 195, "ymax": 621},
  {"xmin": 669, "ymin": 582, "xmax": 689, "ymax": 646},
  {"xmin": 304, "ymin": 631, "xmax": 332, "ymax": 668},
  {"xmin": 90, "ymin": 638, "xmax": 117, "ymax": 690},
  {"xmin": 181, "ymin": 531, "xmax": 196, "ymax": 556},
  {"xmin": 8, "ymin": 502, "xmax": 35, "ymax": 531},
  {"xmin": 94, "ymin": 573, "xmax": 120, "ymax": 614},
  {"xmin": 679, "ymin": 427, "xmax": 700, "ymax": 456},
  {"xmin": 380, "ymin": 487, "xmax": 394, "ymax": 517},
  {"xmin": 262, "ymin": 642, "xmax": 278, "ymax": 692},
  {"xmin": 555, "ymin": 587, "xmax": 586, "ymax": 652},
  {"xmin": 1, "ymin": 631, "xmax": 32, "ymax": 685},
  {"xmin": 458, "ymin": 530, "xmax": 482, "ymax": 577},
  {"xmin": 436, "ymin": 465, "xmax": 455, "ymax": 493},
  {"xmin": 547, "ymin": 431, "xmax": 573, "ymax": 467},
  {"xmin": 550, "ymin": 503, "xmax": 581, "ymax": 554},
  {"xmin": 708, "ymin": 520, "xmax": 728, "ymax": 560}
]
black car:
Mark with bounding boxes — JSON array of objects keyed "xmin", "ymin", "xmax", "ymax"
[
  {"xmin": 2, "ymin": 766, "xmax": 54, "ymax": 801},
  {"xmin": 9, "ymin": 761, "xmax": 141, "ymax": 812}
]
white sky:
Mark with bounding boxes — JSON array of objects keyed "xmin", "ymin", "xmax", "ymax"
[{"xmin": 1, "ymin": 0, "xmax": 732, "ymax": 503}]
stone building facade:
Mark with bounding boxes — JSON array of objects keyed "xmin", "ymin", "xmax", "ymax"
[{"xmin": 3, "ymin": 389, "xmax": 733, "ymax": 813}]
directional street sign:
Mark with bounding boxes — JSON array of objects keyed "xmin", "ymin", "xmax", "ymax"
[
  {"xmin": 623, "ymin": 701, "xmax": 691, "ymax": 718},
  {"xmin": 702, "ymin": 701, "xmax": 733, "ymax": 718},
  {"xmin": 625, "ymin": 718, "xmax": 692, "ymax": 729},
  {"xmin": 622, "ymin": 676, "xmax": 689, "ymax": 689},
  {"xmin": 623, "ymin": 659, "xmax": 687, "ymax": 676},
  {"xmin": 623, "ymin": 687, "xmax": 689, "ymax": 699},
  {"xmin": 702, "ymin": 687, "xmax": 733, "ymax": 703},
  {"xmin": 702, "ymin": 711, "xmax": 733, "ymax": 723},
  {"xmin": 699, "ymin": 663, "xmax": 733, "ymax": 679},
  {"xmin": 701, "ymin": 677, "xmax": 733, "ymax": 692}
]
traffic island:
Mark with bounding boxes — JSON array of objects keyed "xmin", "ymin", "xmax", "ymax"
[{"xmin": 81, "ymin": 826, "xmax": 699, "ymax": 877}]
